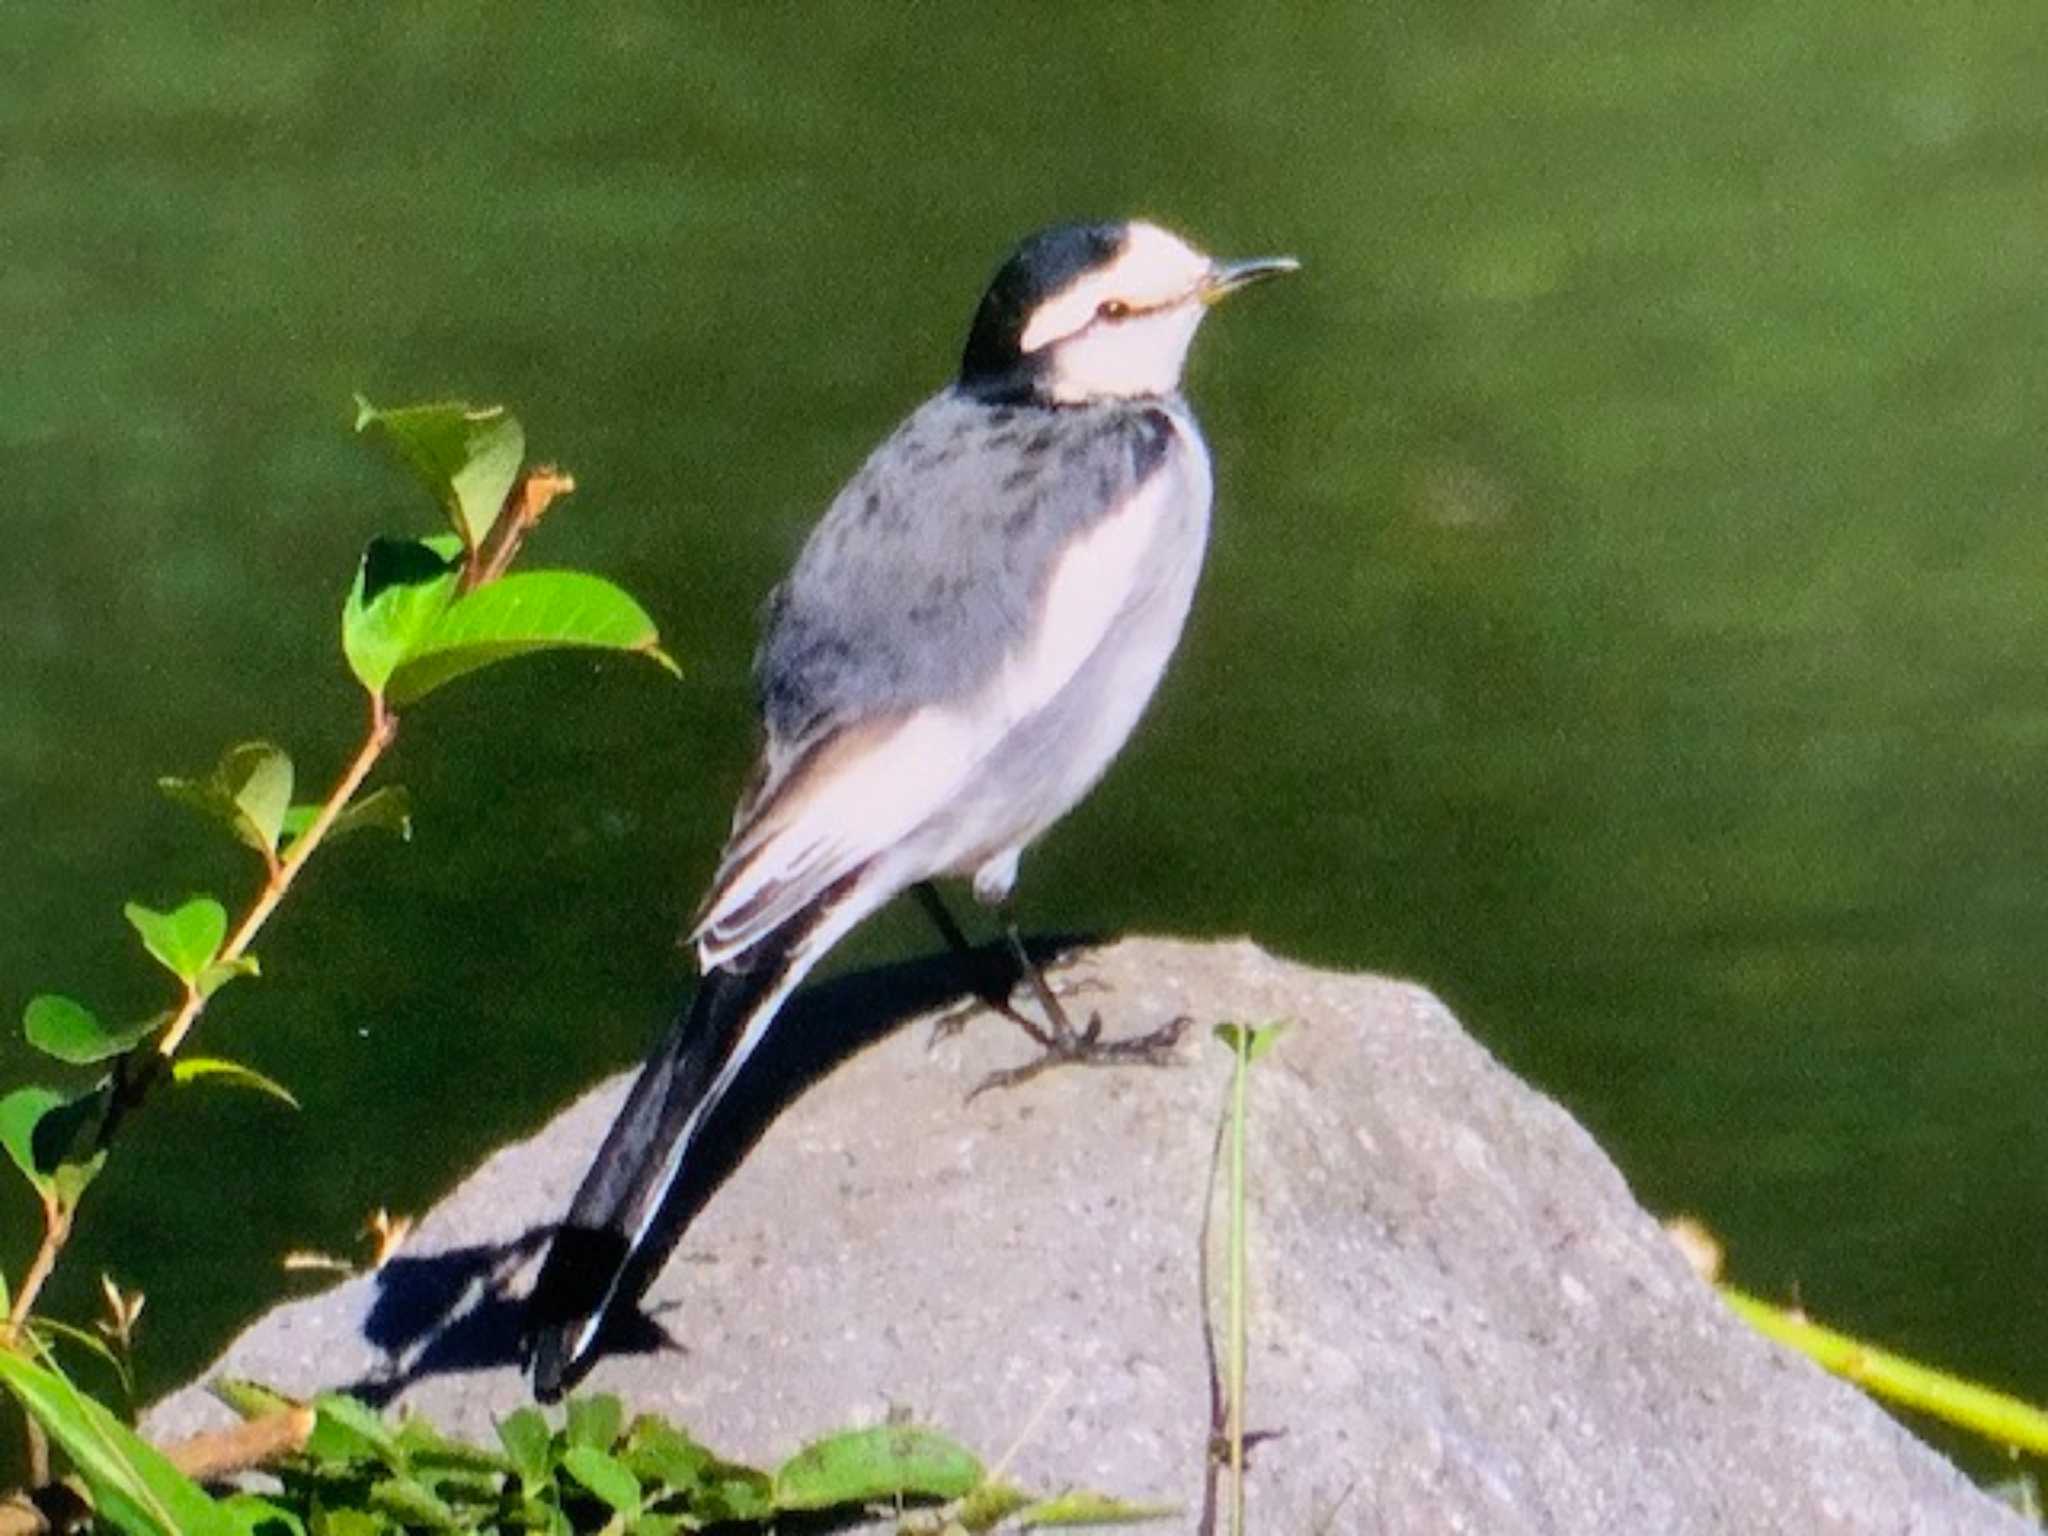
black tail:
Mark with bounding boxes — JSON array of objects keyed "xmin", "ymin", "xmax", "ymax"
[{"xmin": 527, "ymin": 944, "xmax": 795, "ymax": 1399}]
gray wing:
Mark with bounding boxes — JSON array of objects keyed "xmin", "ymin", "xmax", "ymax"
[
  {"xmin": 753, "ymin": 389, "xmax": 1181, "ymax": 746},
  {"xmin": 686, "ymin": 390, "xmax": 1187, "ymax": 966}
]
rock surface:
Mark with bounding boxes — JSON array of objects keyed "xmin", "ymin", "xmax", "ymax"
[{"xmin": 149, "ymin": 936, "xmax": 2026, "ymax": 1534}]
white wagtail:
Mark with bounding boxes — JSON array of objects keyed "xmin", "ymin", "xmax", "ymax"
[{"xmin": 528, "ymin": 219, "xmax": 1296, "ymax": 1395}]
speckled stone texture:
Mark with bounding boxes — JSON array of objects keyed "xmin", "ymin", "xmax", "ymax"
[{"xmin": 147, "ymin": 936, "xmax": 2027, "ymax": 1534}]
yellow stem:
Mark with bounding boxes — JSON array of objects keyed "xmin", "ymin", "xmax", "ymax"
[
  {"xmin": 1723, "ymin": 1286, "xmax": 2048, "ymax": 1454},
  {"xmin": 3, "ymin": 1202, "xmax": 71, "ymax": 1349},
  {"xmin": 0, "ymin": 696, "xmax": 401, "ymax": 1341},
  {"xmin": 1227, "ymin": 1031, "xmax": 1248, "ymax": 1536},
  {"xmin": 461, "ymin": 466, "xmax": 574, "ymax": 594},
  {"xmin": 156, "ymin": 698, "xmax": 397, "ymax": 1060}
]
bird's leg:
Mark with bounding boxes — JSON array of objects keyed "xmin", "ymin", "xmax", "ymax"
[
  {"xmin": 913, "ymin": 884, "xmax": 1185, "ymax": 1091},
  {"xmin": 963, "ymin": 916, "xmax": 1190, "ymax": 1099},
  {"xmin": 913, "ymin": 882, "xmax": 1053, "ymax": 1048},
  {"xmin": 1003, "ymin": 920, "xmax": 1088, "ymax": 1048}
]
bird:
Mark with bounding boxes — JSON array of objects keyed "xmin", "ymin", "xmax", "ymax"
[{"xmin": 526, "ymin": 218, "xmax": 1297, "ymax": 1397}]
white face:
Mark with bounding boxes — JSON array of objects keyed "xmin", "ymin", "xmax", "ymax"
[{"xmin": 1020, "ymin": 222, "xmax": 1216, "ymax": 403}]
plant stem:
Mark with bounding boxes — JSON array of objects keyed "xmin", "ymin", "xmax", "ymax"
[
  {"xmin": 1195, "ymin": 1068, "xmax": 1229, "ymax": 1536},
  {"xmin": 157, "ymin": 697, "xmax": 397, "ymax": 1060},
  {"xmin": 3, "ymin": 697, "xmax": 401, "ymax": 1342},
  {"xmin": 2, "ymin": 1204, "xmax": 69, "ymax": 1348},
  {"xmin": 467, "ymin": 467, "xmax": 575, "ymax": 592},
  {"xmin": 1723, "ymin": 1286, "xmax": 2048, "ymax": 1453},
  {"xmin": 161, "ymin": 1404, "xmax": 316, "ymax": 1481},
  {"xmin": 1227, "ymin": 1029, "xmax": 1248, "ymax": 1536}
]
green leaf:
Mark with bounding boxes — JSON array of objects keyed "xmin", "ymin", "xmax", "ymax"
[
  {"xmin": 393, "ymin": 1414, "xmax": 510, "ymax": 1473},
  {"xmin": 342, "ymin": 534, "xmax": 463, "ymax": 697},
  {"xmin": 309, "ymin": 1394, "xmax": 404, "ymax": 1471},
  {"xmin": 220, "ymin": 1492, "xmax": 309, "ymax": 1536},
  {"xmin": 384, "ymin": 570, "xmax": 678, "ymax": 707},
  {"xmin": 1015, "ymin": 1490, "xmax": 1178, "ymax": 1526},
  {"xmin": 954, "ymin": 1481, "xmax": 1034, "ymax": 1531},
  {"xmin": 125, "ymin": 897, "xmax": 228, "ymax": 985},
  {"xmin": 51, "ymin": 1147, "xmax": 108, "ymax": 1210},
  {"xmin": 307, "ymin": 1508, "xmax": 381, "ymax": 1536},
  {"xmin": 0, "ymin": 1348, "xmax": 237, "ymax": 1536},
  {"xmin": 561, "ymin": 1445, "xmax": 640, "ymax": 1520},
  {"xmin": 282, "ymin": 786, "xmax": 414, "ymax": 851},
  {"xmin": 23, "ymin": 994, "xmax": 151, "ymax": 1064},
  {"xmin": 694, "ymin": 1461, "xmax": 775, "ymax": 1525},
  {"xmin": 355, "ymin": 397, "xmax": 526, "ymax": 554},
  {"xmin": 220, "ymin": 743, "xmax": 293, "ymax": 857},
  {"xmin": 222, "ymin": 745, "xmax": 293, "ymax": 857},
  {"xmin": 0, "ymin": 1086, "xmax": 64, "ymax": 1197},
  {"xmin": 197, "ymin": 955, "xmax": 262, "ymax": 1000},
  {"xmin": 0, "ymin": 1086, "xmax": 101, "ymax": 1204},
  {"xmin": 32, "ymin": 1316, "xmax": 131, "ymax": 1387},
  {"xmin": 212, "ymin": 1379, "xmax": 299, "ymax": 1422},
  {"xmin": 172, "ymin": 1056, "xmax": 300, "ymax": 1109},
  {"xmin": 564, "ymin": 1393, "xmax": 623, "ymax": 1451},
  {"xmin": 369, "ymin": 1476, "xmax": 460, "ymax": 1531},
  {"xmin": 496, "ymin": 1407, "xmax": 554, "ymax": 1490},
  {"xmin": 159, "ymin": 742, "xmax": 296, "ymax": 861},
  {"xmin": 1213, "ymin": 1021, "xmax": 1288, "ymax": 1064},
  {"xmin": 772, "ymin": 1425, "xmax": 983, "ymax": 1512},
  {"xmin": 621, "ymin": 1417, "xmax": 710, "ymax": 1496}
]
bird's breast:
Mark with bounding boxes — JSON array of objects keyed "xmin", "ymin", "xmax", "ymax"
[{"xmin": 992, "ymin": 417, "xmax": 1208, "ymax": 726}]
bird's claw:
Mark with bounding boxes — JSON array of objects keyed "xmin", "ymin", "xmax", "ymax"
[
  {"xmin": 965, "ymin": 1012, "xmax": 1192, "ymax": 1101},
  {"xmin": 926, "ymin": 972, "xmax": 1109, "ymax": 1052},
  {"xmin": 925, "ymin": 998, "xmax": 981, "ymax": 1048}
]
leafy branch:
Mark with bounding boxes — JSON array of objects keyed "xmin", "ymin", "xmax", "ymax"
[
  {"xmin": 0, "ymin": 399, "xmax": 676, "ymax": 1525},
  {"xmin": 0, "ymin": 1373, "xmax": 1164, "ymax": 1536}
]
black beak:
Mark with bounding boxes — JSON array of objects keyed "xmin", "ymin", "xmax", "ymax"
[{"xmin": 1200, "ymin": 255, "xmax": 1302, "ymax": 305}]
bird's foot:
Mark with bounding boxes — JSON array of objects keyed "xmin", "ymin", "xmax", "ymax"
[
  {"xmin": 965, "ymin": 1011, "xmax": 1192, "ymax": 1100},
  {"xmin": 926, "ymin": 971, "xmax": 1109, "ymax": 1050},
  {"xmin": 926, "ymin": 996, "xmax": 986, "ymax": 1047}
]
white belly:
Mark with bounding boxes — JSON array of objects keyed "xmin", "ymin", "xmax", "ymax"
[{"xmin": 911, "ymin": 408, "xmax": 1214, "ymax": 897}]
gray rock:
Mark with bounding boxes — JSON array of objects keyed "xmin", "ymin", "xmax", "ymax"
[{"xmin": 147, "ymin": 937, "xmax": 2026, "ymax": 1534}]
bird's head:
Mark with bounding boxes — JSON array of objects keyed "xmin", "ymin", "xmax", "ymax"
[{"xmin": 958, "ymin": 220, "xmax": 1297, "ymax": 406}]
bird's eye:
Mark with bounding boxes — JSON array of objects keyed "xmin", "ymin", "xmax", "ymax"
[{"xmin": 1096, "ymin": 299, "xmax": 1132, "ymax": 322}]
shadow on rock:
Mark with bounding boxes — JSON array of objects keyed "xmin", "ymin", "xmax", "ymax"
[{"xmin": 337, "ymin": 931, "xmax": 1090, "ymax": 1405}]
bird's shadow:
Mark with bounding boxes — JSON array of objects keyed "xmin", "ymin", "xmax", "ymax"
[{"xmin": 335, "ymin": 931, "xmax": 1092, "ymax": 1406}]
